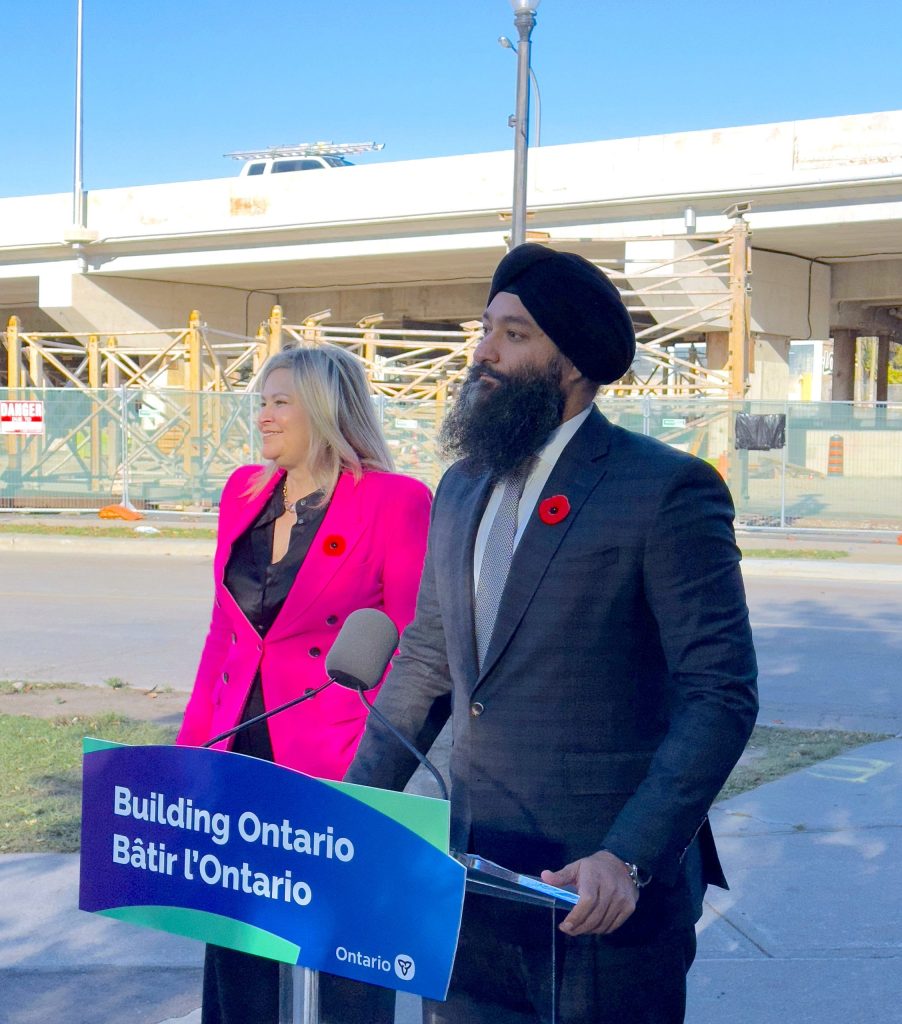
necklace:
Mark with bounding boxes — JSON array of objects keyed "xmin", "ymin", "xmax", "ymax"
[{"xmin": 282, "ymin": 480, "xmax": 310, "ymax": 516}]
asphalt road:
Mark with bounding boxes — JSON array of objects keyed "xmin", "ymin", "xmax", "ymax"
[
  {"xmin": 0, "ymin": 550, "xmax": 212, "ymax": 691},
  {"xmin": 1, "ymin": 548, "xmax": 900, "ymax": 734},
  {"xmin": 745, "ymin": 575, "xmax": 902, "ymax": 733}
]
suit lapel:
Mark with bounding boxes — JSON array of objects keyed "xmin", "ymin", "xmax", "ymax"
[
  {"xmin": 474, "ymin": 409, "xmax": 612, "ymax": 688},
  {"xmin": 443, "ymin": 470, "xmax": 494, "ymax": 685}
]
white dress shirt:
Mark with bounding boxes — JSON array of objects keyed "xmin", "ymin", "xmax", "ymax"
[{"xmin": 473, "ymin": 405, "xmax": 592, "ymax": 590}]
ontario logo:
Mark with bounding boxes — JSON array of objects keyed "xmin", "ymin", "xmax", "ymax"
[
  {"xmin": 394, "ymin": 954, "xmax": 415, "ymax": 981},
  {"xmin": 334, "ymin": 947, "xmax": 416, "ymax": 982}
]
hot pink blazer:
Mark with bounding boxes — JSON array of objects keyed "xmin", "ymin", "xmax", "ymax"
[{"xmin": 176, "ymin": 466, "xmax": 431, "ymax": 780}]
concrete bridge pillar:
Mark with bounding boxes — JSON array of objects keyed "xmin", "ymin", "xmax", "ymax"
[
  {"xmin": 831, "ymin": 329, "xmax": 857, "ymax": 402},
  {"xmin": 875, "ymin": 335, "xmax": 891, "ymax": 404},
  {"xmin": 750, "ymin": 334, "xmax": 791, "ymax": 400}
]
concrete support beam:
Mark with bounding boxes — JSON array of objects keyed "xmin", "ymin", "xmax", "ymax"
[
  {"xmin": 38, "ymin": 269, "xmax": 276, "ymax": 344},
  {"xmin": 278, "ymin": 282, "xmax": 489, "ymax": 327},
  {"xmin": 829, "ymin": 301, "xmax": 902, "ymax": 339},
  {"xmin": 832, "ymin": 329, "xmax": 857, "ymax": 401},
  {"xmin": 831, "ymin": 260, "xmax": 902, "ymax": 305}
]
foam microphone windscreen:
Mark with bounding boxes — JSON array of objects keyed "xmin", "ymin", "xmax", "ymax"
[{"xmin": 325, "ymin": 608, "xmax": 400, "ymax": 691}]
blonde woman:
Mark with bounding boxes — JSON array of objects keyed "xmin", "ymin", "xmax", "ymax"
[{"xmin": 178, "ymin": 344, "xmax": 431, "ymax": 1024}]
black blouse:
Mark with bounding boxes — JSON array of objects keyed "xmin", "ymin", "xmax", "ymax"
[{"xmin": 223, "ymin": 479, "xmax": 330, "ymax": 758}]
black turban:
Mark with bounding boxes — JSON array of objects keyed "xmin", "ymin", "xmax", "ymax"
[{"xmin": 487, "ymin": 243, "xmax": 636, "ymax": 384}]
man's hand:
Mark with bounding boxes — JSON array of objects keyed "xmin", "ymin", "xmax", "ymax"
[{"xmin": 540, "ymin": 850, "xmax": 638, "ymax": 936}]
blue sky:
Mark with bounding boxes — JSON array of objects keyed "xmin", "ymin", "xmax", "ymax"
[{"xmin": 3, "ymin": 0, "xmax": 901, "ymax": 197}]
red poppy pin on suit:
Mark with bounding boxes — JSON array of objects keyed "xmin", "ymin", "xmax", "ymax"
[
  {"xmin": 539, "ymin": 495, "xmax": 570, "ymax": 525},
  {"xmin": 323, "ymin": 535, "xmax": 346, "ymax": 556}
]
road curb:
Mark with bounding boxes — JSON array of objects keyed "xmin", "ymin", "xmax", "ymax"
[
  {"xmin": 4, "ymin": 534, "xmax": 902, "ymax": 581},
  {"xmin": 740, "ymin": 557, "xmax": 902, "ymax": 583},
  {"xmin": 0, "ymin": 534, "xmax": 214, "ymax": 558}
]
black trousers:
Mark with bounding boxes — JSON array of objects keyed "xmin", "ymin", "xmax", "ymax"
[
  {"xmin": 202, "ymin": 944, "xmax": 395, "ymax": 1024},
  {"xmin": 422, "ymin": 893, "xmax": 696, "ymax": 1024}
]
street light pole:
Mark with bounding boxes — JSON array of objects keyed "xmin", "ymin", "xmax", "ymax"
[
  {"xmin": 498, "ymin": 36, "xmax": 541, "ymax": 147},
  {"xmin": 73, "ymin": 0, "xmax": 85, "ymax": 230},
  {"xmin": 508, "ymin": 0, "xmax": 540, "ymax": 250},
  {"xmin": 65, "ymin": 0, "xmax": 97, "ymax": 263}
]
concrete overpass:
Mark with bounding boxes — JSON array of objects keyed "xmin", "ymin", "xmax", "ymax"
[{"xmin": 3, "ymin": 108, "xmax": 902, "ymax": 400}]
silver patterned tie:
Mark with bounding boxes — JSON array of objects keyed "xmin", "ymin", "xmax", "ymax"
[{"xmin": 474, "ymin": 461, "xmax": 532, "ymax": 669}]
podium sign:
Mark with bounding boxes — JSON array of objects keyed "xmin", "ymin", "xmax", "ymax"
[{"xmin": 79, "ymin": 741, "xmax": 465, "ymax": 1000}]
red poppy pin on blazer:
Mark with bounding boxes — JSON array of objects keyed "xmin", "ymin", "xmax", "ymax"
[
  {"xmin": 323, "ymin": 535, "xmax": 346, "ymax": 556},
  {"xmin": 538, "ymin": 495, "xmax": 570, "ymax": 525}
]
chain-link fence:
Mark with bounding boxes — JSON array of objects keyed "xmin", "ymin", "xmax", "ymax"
[
  {"xmin": 604, "ymin": 398, "xmax": 902, "ymax": 530},
  {"xmin": 2, "ymin": 389, "xmax": 900, "ymax": 530}
]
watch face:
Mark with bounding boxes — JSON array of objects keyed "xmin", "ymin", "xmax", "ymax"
[{"xmin": 626, "ymin": 862, "xmax": 651, "ymax": 888}]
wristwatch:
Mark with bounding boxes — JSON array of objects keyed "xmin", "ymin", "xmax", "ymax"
[
  {"xmin": 623, "ymin": 861, "xmax": 652, "ymax": 889},
  {"xmin": 600, "ymin": 848, "xmax": 652, "ymax": 888}
]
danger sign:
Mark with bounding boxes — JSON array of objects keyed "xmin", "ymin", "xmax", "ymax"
[{"xmin": 0, "ymin": 400, "xmax": 45, "ymax": 435}]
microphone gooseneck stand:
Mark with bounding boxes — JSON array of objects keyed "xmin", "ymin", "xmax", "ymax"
[
  {"xmin": 201, "ymin": 679, "xmax": 334, "ymax": 749},
  {"xmin": 354, "ymin": 688, "xmax": 449, "ymax": 802}
]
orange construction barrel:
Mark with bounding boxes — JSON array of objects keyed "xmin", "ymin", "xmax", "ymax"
[{"xmin": 827, "ymin": 434, "xmax": 844, "ymax": 476}]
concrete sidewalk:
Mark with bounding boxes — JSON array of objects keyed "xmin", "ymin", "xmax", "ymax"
[
  {"xmin": 1, "ymin": 523, "xmax": 900, "ymax": 1022},
  {"xmin": 689, "ymin": 737, "xmax": 902, "ymax": 1024}
]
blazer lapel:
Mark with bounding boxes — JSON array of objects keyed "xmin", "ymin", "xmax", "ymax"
[
  {"xmin": 217, "ymin": 470, "xmax": 282, "ymax": 578},
  {"xmin": 268, "ymin": 472, "xmax": 366, "ymax": 632},
  {"xmin": 475, "ymin": 409, "xmax": 612, "ymax": 687}
]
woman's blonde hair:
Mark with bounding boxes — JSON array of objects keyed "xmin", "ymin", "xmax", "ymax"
[{"xmin": 248, "ymin": 344, "xmax": 394, "ymax": 499}]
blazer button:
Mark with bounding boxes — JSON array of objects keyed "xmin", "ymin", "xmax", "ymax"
[
  {"xmin": 326, "ymin": 615, "xmax": 338, "ymax": 626},
  {"xmin": 231, "ymin": 633, "xmax": 237, "ymax": 644},
  {"xmin": 469, "ymin": 701, "xmax": 485, "ymax": 718},
  {"xmin": 222, "ymin": 672, "xmax": 229, "ymax": 684},
  {"xmin": 309, "ymin": 647, "xmax": 321, "ymax": 658}
]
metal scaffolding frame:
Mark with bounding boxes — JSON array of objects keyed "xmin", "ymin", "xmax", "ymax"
[
  {"xmin": 1, "ymin": 226, "xmax": 753, "ymax": 503},
  {"xmin": 3, "ymin": 225, "xmax": 751, "ymax": 401}
]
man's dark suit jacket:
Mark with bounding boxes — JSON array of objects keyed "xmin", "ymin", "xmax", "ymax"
[{"xmin": 347, "ymin": 407, "xmax": 758, "ymax": 942}]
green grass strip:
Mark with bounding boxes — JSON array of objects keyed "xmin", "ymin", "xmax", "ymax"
[
  {"xmin": 741, "ymin": 548, "xmax": 849, "ymax": 560},
  {"xmin": 0, "ymin": 713, "xmax": 177, "ymax": 853}
]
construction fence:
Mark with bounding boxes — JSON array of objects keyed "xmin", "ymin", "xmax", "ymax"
[{"xmin": 2, "ymin": 390, "xmax": 900, "ymax": 531}]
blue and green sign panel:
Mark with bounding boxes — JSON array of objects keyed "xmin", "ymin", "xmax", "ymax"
[{"xmin": 79, "ymin": 742, "xmax": 465, "ymax": 1000}]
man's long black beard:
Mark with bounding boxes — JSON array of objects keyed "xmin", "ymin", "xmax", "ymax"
[{"xmin": 439, "ymin": 361, "xmax": 566, "ymax": 480}]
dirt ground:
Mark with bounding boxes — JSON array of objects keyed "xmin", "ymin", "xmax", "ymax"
[{"xmin": 0, "ymin": 683, "xmax": 189, "ymax": 726}]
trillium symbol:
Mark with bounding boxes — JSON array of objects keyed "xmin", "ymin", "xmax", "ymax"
[
  {"xmin": 394, "ymin": 954, "xmax": 416, "ymax": 980},
  {"xmin": 538, "ymin": 495, "xmax": 571, "ymax": 525}
]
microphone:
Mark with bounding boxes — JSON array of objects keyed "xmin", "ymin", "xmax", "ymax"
[
  {"xmin": 328, "ymin": 609, "xmax": 449, "ymax": 802},
  {"xmin": 202, "ymin": 608, "xmax": 399, "ymax": 750},
  {"xmin": 324, "ymin": 607, "xmax": 400, "ymax": 691}
]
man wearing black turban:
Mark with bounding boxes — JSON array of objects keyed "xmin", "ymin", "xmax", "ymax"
[{"xmin": 348, "ymin": 244, "xmax": 758, "ymax": 1023}]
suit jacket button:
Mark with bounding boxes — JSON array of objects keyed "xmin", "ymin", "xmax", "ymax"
[
  {"xmin": 470, "ymin": 701, "xmax": 485, "ymax": 717},
  {"xmin": 222, "ymin": 672, "xmax": 229, "ymax": 684},
  {"xmin": 309, "ymin": 647, "xmax": 321, "ymax": 658},
  {"xmin": 231, "ymin": 633, "xmax": 237, "ymax": 644},
  {"xmin": 326, "ymin": 615, "xmax": 338, "ymax": 625}
]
